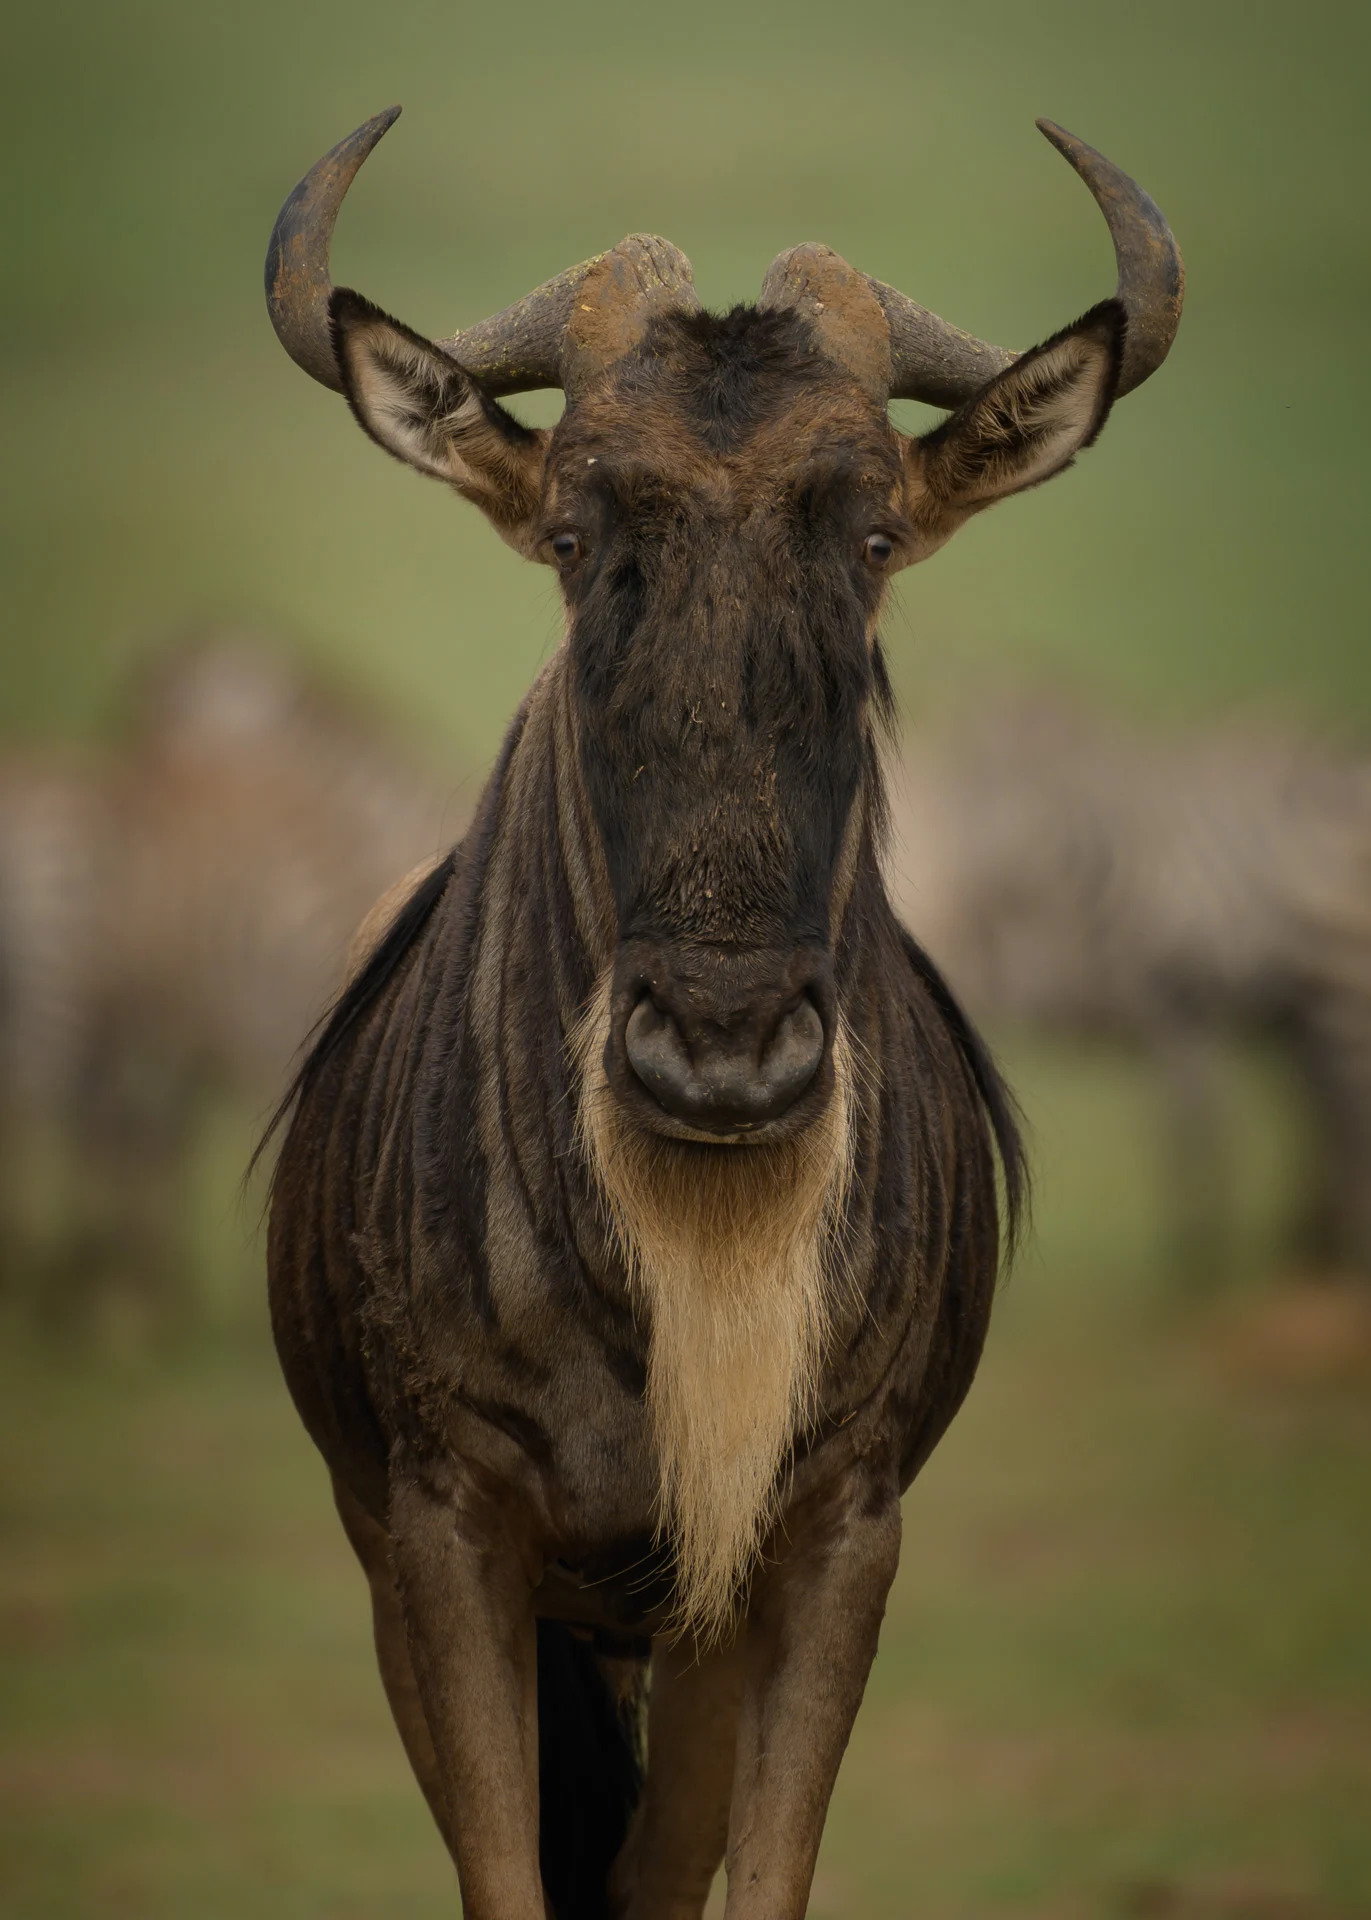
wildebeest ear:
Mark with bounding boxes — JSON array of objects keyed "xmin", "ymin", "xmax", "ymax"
[
  {"xmin": 904, "ymin": 300, "xmax": 1125, "ymax": 552},
  {"xmin": 329, "ymin": 290, "xmax": 547, "ymax": 552}
]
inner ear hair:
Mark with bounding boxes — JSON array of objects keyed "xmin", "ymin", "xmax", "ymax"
[
  {"xmin": 918, "ymin": 299, "xmax": 1126, "ymax": 511},
  {"xmin": 329, "ymin": 289, "xmax": 547, "ymax": 548},
  {"xmin": 330, "ymin": 289, "xmax": 491, "ymax": 480}
]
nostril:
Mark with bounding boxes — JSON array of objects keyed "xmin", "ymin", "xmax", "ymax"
[
  {"xmin": 759, "ymin": 997, "xmax": 825, "ymax": 1102},
  {"xmin": 623, "ymin": 996, "xmax": 692, "ymax": 1107}
]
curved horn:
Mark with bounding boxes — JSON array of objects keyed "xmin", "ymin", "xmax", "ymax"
[
  {"xmin": 265, "ymin": 106, "xmax": 402, "ymax": 392},
  {"xmin": 763, "ymin": 121, "xmax": 1184, "ymax": 409},
  {"xmin": 267, "ymin": 114, "xmax": 699, "ymax": 398},
  {"xmin": 1033, "ymin": 118, "xmax": 1184, "ymax": 398}
]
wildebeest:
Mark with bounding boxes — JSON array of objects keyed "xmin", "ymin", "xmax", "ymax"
[
  {"xmin": 892, "ymin": 688, "xmax": 1371, "ymax": 1282},
  {"xmin": 0, "ymin": 750, "xmax": 109, "ymax": 1297},
  {"xmin": 0, "ymin": 633, "xmax": 454, "ymax": 1316},
  {"xmin": 262, "ymin": 107, "xmax": 1181, "ymax": 1918}
]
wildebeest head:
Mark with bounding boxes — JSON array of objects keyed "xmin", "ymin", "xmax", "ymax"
[{"xmin": 267, "ymin": 110, "xmax": 1182, "ymax": 1147}]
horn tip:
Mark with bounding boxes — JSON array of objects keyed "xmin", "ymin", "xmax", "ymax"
[
  {"xmin": 345, "ymin": 104, "xmax": 403, "ymax": 158},
  {"xmin": 329, "ymin": 104, "xmax": 404, "ymax": 166},
  {"xmin": 1035, "ymin": 116, "xmax": 1084, "ymax": 160}
]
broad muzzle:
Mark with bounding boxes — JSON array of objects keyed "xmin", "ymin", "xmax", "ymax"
[{"xmin": 606, "ymin": 940, "xmax": 834, "ymax": 1142}]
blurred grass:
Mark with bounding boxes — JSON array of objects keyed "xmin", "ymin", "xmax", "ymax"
[
  {"xmin": 2, "ymin": 1044, "xmax": 1368, "ymax": 1917},
  {"xmin": 3, "ymin": 0, "xmax": 1369, "ymax": 752},
  {"xmin": 2, "ymin": 0, "xmax": 1370, "ymax": 1914}
]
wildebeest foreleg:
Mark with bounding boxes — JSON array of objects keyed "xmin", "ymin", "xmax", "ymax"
[
  {"xmin": 387, "ymin": 1468, "xmax": 546, "ymax": 1919},
  {"xmin": 613, "ymin": 1630, "xmax": 744, "ymax": 1920},
  {"xmin": 723, "ymin": 1473, "xmax": 901, "ymax": 1920},
  {"xmin": 1148, "ymin": 1014, "xmax": 1230, "ymax": 1285},
  {"xmin": 331, "ymin": 1475, "xmax": 456, "ymax": 1859}
]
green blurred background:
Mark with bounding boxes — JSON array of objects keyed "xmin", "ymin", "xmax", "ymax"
[{"xmin": 2, "ymin": 0, "xmax": 1368, "ymax": 1914}]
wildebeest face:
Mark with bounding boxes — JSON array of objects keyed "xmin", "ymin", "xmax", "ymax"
[
  {"xmin": 542, "ymin": 311, "xmax": 903, "ymax": 1141},
  {"xmin": 329, "ymin": 290, "xmax": 1125, "ymax": 1140},
  {"xmin": 277, "ymin": 113, "xmax": 1182, "ymax": 1138}
]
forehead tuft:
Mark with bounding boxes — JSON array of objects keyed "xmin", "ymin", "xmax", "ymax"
[
  {"xmin": 650, "ymin": 306, "xmax": 831, "ymax": 448},
  {"xmin": 558, "ymin": 304, "xmax": 890, "ymax": 460}
]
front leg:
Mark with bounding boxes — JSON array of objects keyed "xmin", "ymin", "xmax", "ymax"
[
  {"xmin": 724, "ymin": 1463, "xmax": 902, "ymax": 1920},
  {"xmin": 614, "ymin": 1630, "xmax": 745, "ymax": 1920},
  {"xmin": 388, "ymin": 1461, "xmax": 546, "ymax": 1920}
]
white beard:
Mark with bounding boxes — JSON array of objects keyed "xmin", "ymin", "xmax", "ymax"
[{"xmin": 573, "ymin": 982, "xmax": 854, "ymax": 1640}]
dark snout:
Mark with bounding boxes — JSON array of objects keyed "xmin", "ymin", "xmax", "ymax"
[
  {"xmin": 627, "ymin": 992, "xmax": 824, "ymax": 1127},
  {"xmin": 608, "ymin": 944, "xmax": 833, "ymax": 1140}
]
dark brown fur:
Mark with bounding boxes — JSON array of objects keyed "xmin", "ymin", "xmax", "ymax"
[{"xmin": 265, "ymin": 294, "xmax": 1127, "ymax": 1920}]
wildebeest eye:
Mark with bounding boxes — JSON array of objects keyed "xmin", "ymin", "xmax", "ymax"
[
  {"xmin": 863, "ymin": 533, "xmax": 895, "ymax": 569},
  {"xmin": 551, "ymin": 532, "xmax": 584, "ymax": 567}
]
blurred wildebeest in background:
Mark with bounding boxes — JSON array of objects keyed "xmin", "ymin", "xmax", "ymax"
[
  {"xmin": 891, "ymin": 688, "xmax": 1371, "ymax": 1283},
  {"xmin": 0, "ymin": 630, "xmax": 460, "ymax": 1321}
]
